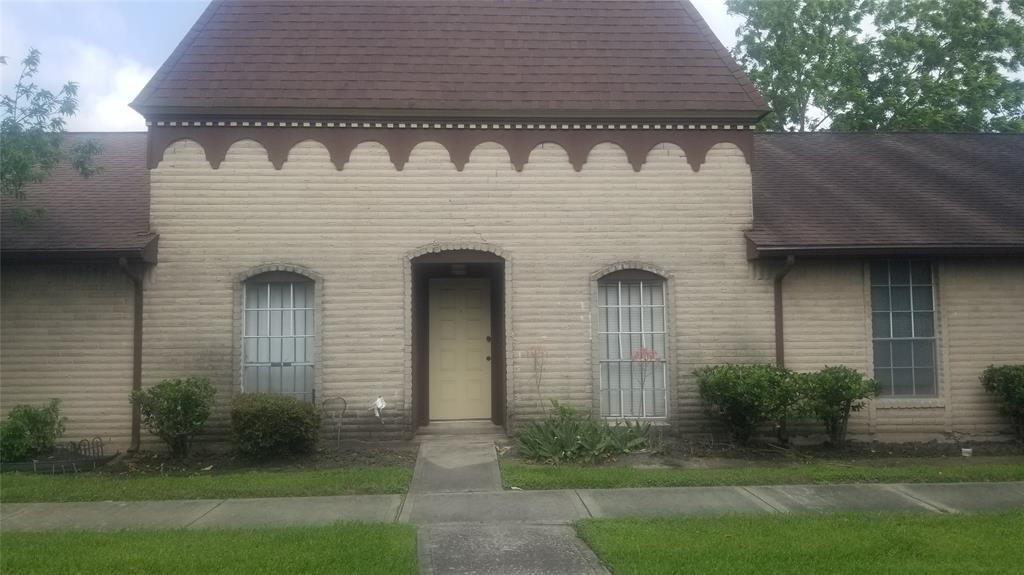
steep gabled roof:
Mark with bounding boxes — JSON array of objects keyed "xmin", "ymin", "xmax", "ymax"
[
  {"xmin": 748, "ymin": 133, "xmax": 1024, "ymax": 258},
  {"xmin": 1, "ymin": 133, "xmax": 156, "ymax": 262},
  {"xmin": 131, "ymin": 0, "xmax": 768, "ymax": 120}
]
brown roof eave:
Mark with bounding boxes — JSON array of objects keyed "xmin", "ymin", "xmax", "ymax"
[
  {"xmin": 134, "ymin": 106, "xmax": 770, "ymax": 123},
  {"xmin": 747, "ymin": 241, "xmax": 1024, "ymax": 260},
  {"xmin": 1, "ymin": 235, "xmax": 159, "ymax": 265}
]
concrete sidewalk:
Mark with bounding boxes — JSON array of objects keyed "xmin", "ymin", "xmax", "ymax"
[{"xmin": 5, "ymin": 482, "xmax": 1023, "ymax": 533}]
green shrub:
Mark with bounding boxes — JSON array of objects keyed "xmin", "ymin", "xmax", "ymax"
[
  {"xmin": 0, "ymin": 399, "xmax": 66, "ymax": 463},
  {"xmin": 695, "ymin": 364, "xmax": 800, "ymax": 445},
  {"xmin": 518, "ymin": 402, "xmax": 652, "ymax": 464},
  {"xmin": 131, "ymin": 377, "xmax": 216, "ymax": 458},
  {"xmin": 803, "ymin": 366, "xmax": 877, "ymax": 446},
  {"xmin": 231, "ymin": 394, "xmax": 321, "ymax": 457},
  {"xmin": 981, "ymin": 364, "xmax": 1024, "ymax": 441}
]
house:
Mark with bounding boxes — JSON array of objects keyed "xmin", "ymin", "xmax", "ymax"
[{"xmin": 2, "ymin": 1, "xmax": 1021, "ymax": 451}]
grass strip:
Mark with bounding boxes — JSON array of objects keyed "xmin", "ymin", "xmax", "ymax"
[
  {"xmin": 577, "ymin": 512, "xmax": 1024, "ymax": 575},
  {"xmin": 0, "ymin": 466, "xmax": 412, "ymax": 502},
  {"xmin": 1, "ymin": 522, "xmax": 417, "ymax": 575},
  {"xmin": 502, "ymin": 460, "xmax": 1024, "ymax": 490}
]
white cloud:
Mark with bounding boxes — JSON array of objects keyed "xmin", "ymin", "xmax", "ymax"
[
  {"xmin": 63, "ymin": 41, "xmax": 153, "ymax": 132},
  {"xmin": 2, "ymin": 20, "xmax": 153, "ymax": 132}
]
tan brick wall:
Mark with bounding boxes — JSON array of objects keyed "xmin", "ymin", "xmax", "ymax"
[
  {"xmin": 942, "ymin": 259, "xmax": 1024, "ymax": 437},
  {"xmin": 782, "ymin": 258, "xmax": 1024, "ymax": 441},
  {"xmin": 146, "ymin": 137, "xmax": 776, "ymax": 439},
  {"xmin": 1, "ymin": 263, "xmax": 134, "ymax": 450}
]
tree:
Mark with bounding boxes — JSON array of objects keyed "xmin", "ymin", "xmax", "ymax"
[
  {"xmin": 729, "ymin": 0, "xmax": 1024, "ymax": 132},
  {"xmin": 1, "ymin": 49, "xmax": 101, "ymax": 222},
  {"xmin": 727, "ymin": 0, "xmax": 873, "ymax": 132}
]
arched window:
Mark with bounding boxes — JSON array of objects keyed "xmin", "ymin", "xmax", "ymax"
[
  {"xmin": 597, "ymin": 270, "xmax": 667, "ymax": 418},
  {"xmin": 243, "ymin": 271, "xmax": 315, "ymax": 401}
]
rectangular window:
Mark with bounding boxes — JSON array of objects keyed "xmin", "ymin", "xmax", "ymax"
[
  {"xmin": 598, "ymin": 279, "xmax": 667, "ymax": 417},
  {"xmin": 870, "ymin": 260, "xmax": 937, "ymax": 396},
  {"xmin": 243, "ymin": 281, "xmax": 315, "ymax": 401}
]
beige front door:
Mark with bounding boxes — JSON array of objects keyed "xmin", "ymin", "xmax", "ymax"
[{"xmin": 429, "ymin": 278, "xmax": 492, "ymax": 420}]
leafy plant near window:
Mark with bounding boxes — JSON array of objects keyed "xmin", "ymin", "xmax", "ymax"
[
  {"xmin": 0, "ymin": 399, "xmax": 66, "ymax": 463},
  {"xmin": 518, "ymin": 401, "xmax": 654, "ymax": 464},
  {"xmin": 696, "ymin": 364, "xmax": 877, "ymax": 446},
  {"xmin": 981, "ymin": 364, "xmax": 1024, "ymax": 441},
  {"xmin": 131, "ymin": 377, "xmax": 216, "ymax": 458},
  {"xmin": 695, "ymin": 364, "xmax": 801, "ymax": 445},
  {"xmin": 231, "ymin": 393, "xmax": 322, "ymax": 458},
  {"xmin": 802, "ymin": 366, "xmax": 878, "ymax": 446}
]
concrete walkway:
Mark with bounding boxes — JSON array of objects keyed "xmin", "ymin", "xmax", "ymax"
[
  {"xmin": 409, "ymin": 433, "xmax": 606, "ymax": 574},
  {"xmin": 3, "ymin": 437, "xmax": 1024, "ymax": 574},
  {"xmin": 6, "ymin": 481, "xmax": 1024, "ymax": 532}
]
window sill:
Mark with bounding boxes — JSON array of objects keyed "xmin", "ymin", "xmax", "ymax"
[
  {"xmin": 603, "ymin": 417, "xmax": 670, "ymax": 426},
  {"xmin": 874, "ymin": 398, "xmax": 946, "ymax": 409}
]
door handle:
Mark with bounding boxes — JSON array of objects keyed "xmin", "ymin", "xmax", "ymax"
[
  {"xmin": 486, "ymin": 335, "xmax": 492, "ymax": 342},
  {"xmin": 486, "ymin": 356, "xmax": 491, "ymax": 361}
]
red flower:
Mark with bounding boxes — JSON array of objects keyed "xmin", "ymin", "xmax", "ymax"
[{"xmin": 631, "ymin": 348, "xmax": 658, "ymax": 361}]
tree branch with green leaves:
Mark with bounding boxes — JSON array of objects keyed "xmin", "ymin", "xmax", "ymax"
[
  {"xmin": 1, "ymin": 49, "xmax": 102, "ymax": 223},
  {"xmin": 729, "ymin": 0, "xmax": 1024, "ymax": 132}
]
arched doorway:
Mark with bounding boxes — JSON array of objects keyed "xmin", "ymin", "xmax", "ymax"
[{"xmin": 411, "ymin": 250, "xmax": 506, "ymax": 429}]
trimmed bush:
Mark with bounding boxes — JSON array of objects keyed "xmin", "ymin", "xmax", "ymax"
[
  {"xmin": 981, "ymin": 364, "xmax": 1024, "ymax": 441},
  {"xmin": 0, "ymin": 399, "xmax": 66, "ymax": 463},
  {"xmin": 695, "ymin": 364, "xmax": 800, "ymax": 445},
  {"xmin": 518, "ymin": 402, "xmax": 653, "ymax": 464},
  {"xmin": 131, "ymin": 377, "xmax": 216, "ymax": 458},
  {"xmin": 231, "ymin": 393, "xmax": 321, "ymax": 457},
  {"xmin": 803, "ymin": 366, "xmax": 877, "ymax": 446}
]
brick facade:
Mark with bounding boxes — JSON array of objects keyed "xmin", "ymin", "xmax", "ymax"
[
  {"xmin": 783, "ymin": 258, "xmax": 1024, "ymax": 441},
  {"xmin": 1, "ymin": 264, "xmax": 135, "ymax": 449},
  {"xmin": 144, "ymin": 137, "xmax": 775, "ymax": 440}
]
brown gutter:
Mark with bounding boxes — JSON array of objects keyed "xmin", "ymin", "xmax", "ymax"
[
  {"xmin": 118, "ymin": 257, "xmax": 146, "ymax": 452},
  {"xmin": 1, "ymin": 236, "xmax": 160, "ymax": 265},
  {"xmin": 749, "ymin": 242, "xmax": 1024, "ymax": 259},
  {"xmin": 773, "ymin": 255, "xmax": 796, "ymax": 367}
]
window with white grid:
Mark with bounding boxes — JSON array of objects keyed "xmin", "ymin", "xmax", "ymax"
[
  {"xmin": 243, "ymin": 279, "xmax": 315, "ymax": 401},
  {"xmin": 871, "ymin": 259, "xmax": 937, "ymax": 396},
  {"xmin": 598, "ymin": 276, "xmax": 667, "ymax": 417}
]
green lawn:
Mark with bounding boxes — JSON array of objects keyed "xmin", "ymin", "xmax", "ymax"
[
  {"xmin": 577, "ymin": 512, "xmax": 1024, "ymax": 575},
  {"xmin": 1, "ymin": 523, "xmax": 417, "ymax": 575},
  {"xmin": 0, "ymin": 466, "xmax": 412, "ymax": 502},
  {"xmin": 502, "ymin": 459, "xmax": 1024, "ymax": 490}
]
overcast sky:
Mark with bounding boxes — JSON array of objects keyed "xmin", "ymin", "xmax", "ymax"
[{"xmin": 0, "ymin": 1, "xmax": 743, "ymax": 132}]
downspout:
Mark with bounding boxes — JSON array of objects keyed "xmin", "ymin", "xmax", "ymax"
[
  {"xmin": 119, "ymin": 257, "xmax": 145, "ymax": 452},
  {"xmin": 773, "ymin": 255, "xmax": 796, "ymax": 368}
]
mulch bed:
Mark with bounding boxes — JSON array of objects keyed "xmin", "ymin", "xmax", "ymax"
[{"xmin": 103, "ymin": 442, "xmax": 419, "ymax": 476}]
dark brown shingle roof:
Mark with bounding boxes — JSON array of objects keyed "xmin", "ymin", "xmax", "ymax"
[
  {"xmin": 1, "ymin": 133, "xmax": 155, "ymax": 261},
  {"xmin": 131, "ymin": 0, "xmax": 767, "ymax": 119},
  {"xmin": 748, "ymin": 133, "xmax": 1024, "ymax": 257}
]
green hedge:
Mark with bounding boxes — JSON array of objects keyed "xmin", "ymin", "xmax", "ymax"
[
  {"xmin": 0, "ymin": 399, "xmax": 66, "ymax": 463},
  {"xmin": 981, "ymin": 364, "xmax": 1024, "ymax": 440},
  {"xmin": 696, "ymin": 364, "xmax": 877, "ymax": 446},
  {"xmin": 231, "ymin": 394, "xmax": 321, "ymax": 457},
  {"xmin": 131, "ymin": 377, "xmax": 216, "ymax": 458}
]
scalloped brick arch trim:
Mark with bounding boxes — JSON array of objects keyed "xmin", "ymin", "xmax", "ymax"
[
  {"xmin": 591, "ymin": 261, "xmax": 673, "ymax": 281},
  {"xmin": 236, "ymin": 262, "xmax": 324, "ymax": 284},
  {"xmin": 148, "ymin": 126, "xmax": 752, "ymax": 173},
  {"xmin": 407, "ymin": 241, "xmax": 509, "ymax": 262}
]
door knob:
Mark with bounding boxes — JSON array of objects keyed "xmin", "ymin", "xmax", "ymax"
[
  {"xmin": 486, "ymin": 356, "xmax": 492, "ymax": 361},
  {"xmin": 486, "ymin": 335, "xmax": 492, "ymax": 342}
]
